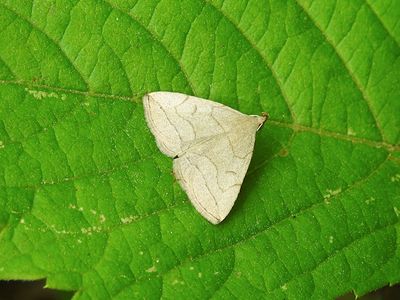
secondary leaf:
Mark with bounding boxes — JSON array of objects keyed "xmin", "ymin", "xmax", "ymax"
[{"xmin": 0, "ymin": 0, "xmax": 399, "ymax": 299}]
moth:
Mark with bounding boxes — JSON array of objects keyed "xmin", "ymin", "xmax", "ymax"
[{"xmin": 143, "ymin": 92, "xmax": 267, "ymax": 224}]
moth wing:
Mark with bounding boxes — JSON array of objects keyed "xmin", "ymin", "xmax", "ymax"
[
  {"xmin": 143, "ymin": 92, "xmax": 248, "ymax": 157},
  {"xmin": 173, "ymin": 119, "xmax": 259, "ymax": 224}
]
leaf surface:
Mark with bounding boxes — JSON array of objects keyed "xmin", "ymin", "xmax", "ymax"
[{"xmin": 0, "ymin": 0, "xmax": 399, "ymax": 299}]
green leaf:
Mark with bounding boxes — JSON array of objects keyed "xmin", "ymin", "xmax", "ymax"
[{"xmin": 0, "ymin": 0, "xmax": 399, "ymax": 299}]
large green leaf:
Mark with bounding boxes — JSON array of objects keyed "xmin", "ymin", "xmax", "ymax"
[{"xmin": 0, "ymin": 0, "xmax": 399, "ymax": 299}]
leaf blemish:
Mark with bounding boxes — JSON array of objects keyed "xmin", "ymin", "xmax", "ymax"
[
  {"xmin": 121, "ymin": 215, "xmax": 137, "ymax": 224},
  {"xmin": 394, "ymin": 207, "xmax": 400, "ymax": 217},
  {"xmin": 278, "ymin": 148, "xmax": 289, "ymax": 157},
  {"xmin": 146, "ymin": 266, "xmax": 157, "ymax": 273},
  {"xmin": 99, "ymin": 214, "xmax": 106, "ymax": 223},
  {"xmin": 365, "ymin": 197, "xmax": 375, "ymax": 204},
  {"xmin": 391, "ymin": 174, "xmax": 400, "ymax": 182},
  {"xmin": 24, "ymin": 88, "xmax": 66, "ymax": 100},
  {"xmin": 68, "ymin": 204, "xmax": 84, "ymax": 212},
  {"xmin": 81, "ymin": 226, "xmax": 102, "ymax": 235},
  {"xmin": 323, "ymin": 188, "xmax": 342, "ymax": 203},
  {"xmin": 41, "ymin": 179, "xmax": 55, "ymax": 185},
  {"xmin": 172, "ymin": 279, "xmax": 184, "ymax": 285},
  {"xmin": 347, "ymin": 128, "xmax": 356, "ymax": 136}
]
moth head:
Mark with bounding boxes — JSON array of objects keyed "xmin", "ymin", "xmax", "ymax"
[{"xmin": 256, "ymin": 112, "xmax": 269, "ymax": 131}]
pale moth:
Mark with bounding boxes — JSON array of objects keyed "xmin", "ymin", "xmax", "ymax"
[{"xmin": 143, "ymin": 92, "xmax": 268, "ymax": 224}]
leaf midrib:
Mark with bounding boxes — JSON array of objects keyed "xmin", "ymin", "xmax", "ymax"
[{"xmin": 1, "ymin": 79, "xmax": 398, "ymax": 153}]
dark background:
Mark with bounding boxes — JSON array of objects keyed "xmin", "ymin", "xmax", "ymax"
[{"xmin": 0, "ymin": 280, "xmax": 399, "ymax": 300}]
